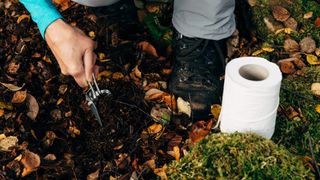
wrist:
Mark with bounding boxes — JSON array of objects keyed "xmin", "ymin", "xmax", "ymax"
[{"xmin": 45, "ymin": 19, "xmax": 73, "ymax": 45}]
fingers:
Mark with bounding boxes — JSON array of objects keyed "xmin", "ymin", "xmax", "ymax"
[{"xmin": 83, "ymin": 49, "xmax": 97, "ymax": 83}]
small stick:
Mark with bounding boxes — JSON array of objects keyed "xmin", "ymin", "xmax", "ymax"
[{"xmin": 307, "ymin": 132, "xmax": 320, "ymax": 178}]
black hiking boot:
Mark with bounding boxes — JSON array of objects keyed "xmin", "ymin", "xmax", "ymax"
[{"xmin": 169, "ymin": 29, "xmax": 227, "ymax": 120}]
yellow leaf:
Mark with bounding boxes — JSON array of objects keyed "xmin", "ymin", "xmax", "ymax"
[
  {"xmin": 0, "ymin": 134, "xmax": 6, "ymax": 140},
  {"xmin": 42, "ymin": 56, "xmax": 52, "ymax": 64},
  {"xmin": 98, "ymin": 53, "xmax": 106, "ymax": 60},
  {"xmin": 56, "ymin": 98, "xmax": 64, "ymax": 105},
  {"xmin": 252, "ymin": 49, "xmax": 264, "ymax": 56},
  {"xmin": 211, "ymin": 104, "xmax": 222, "ymax": 120},
  {"xmin": 275, "ymin": 28, "xmax": 294, "ymax": 35},
  {"xmin": 0, "ymin": 82, "xmax": 25, "ymax": 91},
  {"xmin": 11, "ymin": 90, "xmax": 27, "ymax": 104},
  {"xmin": 89, "ymin": 31, "xmax": 95, "ymax": 39},
  {"xmin": 262, "ymin": 47, "xmax": 275, "ymax": 52},
  {"xmin": 17, "ymin": 14, "xmax": 30, "ymax": 24},
  {"xmin": 97, "ymin": 71, "xmax": 112, "ymax": 81},
  {"xmin": 98, "ymin": 59, "xmax": 111, "ymax": 63},
  {"xmin": 306, "ymin": 54, "xmax": 320, "ymax": 65},
  {"xmin": 167, "ymin": 146, "xmax": 180, "ymax": 161},
  {"xmin": 153, "ymin": 164, "xmax": 168, "ymax": 180},
  {"xmin": 316, "ymin": 104, "xmax": 320, "ymax": 113},
  {"xmin": 147, "ymin": 123, "xmax": 163, "ymax": 134}
]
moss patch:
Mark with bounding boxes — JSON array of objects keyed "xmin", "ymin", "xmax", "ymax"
[{"xmin": 168, "ymin": 133, "xmax": 313, "ymax": 179}]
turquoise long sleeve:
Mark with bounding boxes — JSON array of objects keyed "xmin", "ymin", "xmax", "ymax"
[{"xmin": 20, "ymin": 0, "xmax": 63, "ymax": 38}]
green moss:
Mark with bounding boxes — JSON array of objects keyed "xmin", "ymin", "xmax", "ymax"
[
  {"xmin": 273, "ymin": 67, "xmax": 320, "ymax": 159},
  {"xmin": 168, "ymin": 133, "xmax": 313, "ymax": 179}
]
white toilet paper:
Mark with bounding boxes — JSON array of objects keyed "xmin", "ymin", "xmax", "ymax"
[
  {"xmin": 219, "ymin": 57, "xmax": 282, "ymax": 139},
  {"xmin": 72, "ymin": 0, "xmax": 120, "ymax": 7}
]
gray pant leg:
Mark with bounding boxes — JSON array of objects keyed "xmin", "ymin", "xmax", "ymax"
[{"xmin": 172, "ymin": 0, "xmax": 236, "ymax": 40}]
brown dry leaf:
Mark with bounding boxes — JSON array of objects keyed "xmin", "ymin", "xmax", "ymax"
[
  {"xmin": 11, "ymin": 91, "xmax": 27, "ymax": 104},
  {"xmin": 284, "ymin": 17, "xmax": 298, "ymax": 30},
  {"xmin": 112, "ymin": 72, "xmax": 124, "ymax": 80},
  {"xmin": 150, "ymin": 106, "xmax": 171, "ymax": 124},
  {"xmin": 52, "ymin": 0, "xmax": 69, "ymax": 4},
  {"xmin": 189, "ymin": 120, "xmax": 213, "ymax": 144},
  {"xmin": 306, "ymin": 54, "xmax": 320, "ymax": 65},
  {"xmin": 293, "ymin": 58, "xmax": 306, "ymax": 69},
  {"xmin": 278, "ymin": 61, "xmax": 296, "ymax": 74},
  {"xmin": 145, "ymin": 159, "xmax": 156, "ymax": 170},
  {"xmin": 145, "ymin": 88, "xmax": 164, "ymax": 101},
  {"xmin": 42, "ymin": 55, "xmax": 52, "ymax": 64},
  {"xmin": 167, "ymin": 146, "xmax": 180, "ymax": 161},
  {"xmin": 177, "ymin": 97, "xmax": 191, "ymax": 117},
  {"xmin": 138, "ymin": 41, "xmax": 159, "ymax": 57},
  {"xmin": 58, "ymin": 84, "xmax": 68, "ymax": 95},
  {"xmin": 68, "ymin": 125, "xmax": 81, "ymax": 136},
  {"xmin": 87, "ymin": 169, "xmax": 99, "ymax": 180},
  {"xmin": 146, "ymin": 3, "xmax": 162, "ymax": 14},
  {"xmin": 315, "ymin": 17, "xmax": 320, "ymax": 28},
  {"xmin": 315, "ymin": 48, "xmax": 320, "ymax": 57},
  {"xmin": 284, "ymin": 39, "xmax": 299, "ymax": 52},
  {"xmin": 162, "ymin": 69, "xmax": 172, "ymax": 75},
  {"xmin": 26, "ymin": 94, "xmax": 39, "ymax": 120},
  {"xmin": 303, "ymin": 12, "xmax": 313, "ymax": 19},
  {"xmin": 0, "ymin": 136, "xmax": 18, "ymax": 152},
  {"xmin": 0, "ymin": 109, "xmax": 4, "ymax": 117},
  {"xmin": 44, "ymin": 154, "xmax": 56, "ymax": 161},
  {"xmin": 153, "ymin": 164, "xmax": 168, "ymax": 180},
  {"xmin": 162, "ymin": 94, "xmax": 177, "ymax": 111},
  {"xmin": 17, "ymin": 14, "xmax": 30, "ymax": 24},
  {"xmin": 300, "ymin": 37, "xmax": 316, "ymax": 53},
  {"xmin": 272, "ymin": 6, "xmax": 290, "ymax": 22},
  {"xmin": 247, "ymin": 0, "xmax": 256, "ymax": 6},
  {"xmin": 21, "ymin": 150, "xmax": 41, "ymax": 177},
  {"xmin": 286, "ymin": 106, "xmax": 299, "ymax": 120},
  {"xmin": 32, "ymin": 53, "xmax": 41, "ymax": 58},
  {"xmin": 97, "ymin": 71, "xmax": 112, "ymax": 81},
  {"xmin": 210, "ymin": 104, "xmax": 221, "ymax": 120},
  {"xmin": 113, "ymin": 144, "xmax": 123, "ymax": 150},
  {"xmin": 311, "ymin": 83, "xmax": 320, "ymax": 97},
  {"xmin": 0, "ymin": 82, "xmax": 25, "ymax": 91},
  {"xmin": 133, "ymin": 65, "xmax": 142, "ymax": 79}
]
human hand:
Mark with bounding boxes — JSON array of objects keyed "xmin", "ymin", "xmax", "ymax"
[{"xmin": 45, "ymin": 19, "xmax": 98, "ymax": 88}]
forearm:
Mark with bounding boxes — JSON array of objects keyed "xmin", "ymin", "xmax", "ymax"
[{"xmin": 19, "ymin": 0, "xmax": 63, "ymax": 38}]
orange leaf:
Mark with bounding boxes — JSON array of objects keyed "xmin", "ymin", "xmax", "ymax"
[
  {"xmin": 189, "ymin": 120, "xmax": 213, "ymax": 143},
  {"xmin": 162, "ymin": 94, "xmax": 177, "ymax": 111},
  {"xmin": 138, "ymin": 41, "xmax": 159, "ymax": 57},
  {"xmin": 21, "ymin": 150, "xmax": 41, "ymax": 177},
  {"xmin": 17, "ymin": 14, "xmax": 30, "ymax": 24},
  {"xmin": 167, "ymin": 146, "xmax": 180, "ymax": 161},
  {"xmin": 11, "ymin": 91, "xmax": 27, "ymax": 104},
  {"xmin": 0, "ymin": 109, "xmax": 4, "ymax": 117},
  {"xmin": 315, "ymin": 17, "xmax": 320, "ymax": 28}
]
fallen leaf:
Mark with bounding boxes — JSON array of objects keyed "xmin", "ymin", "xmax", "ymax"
[
  {"xmin": 252, "ymin": 49, "xmax": 264, "ymax": 56},
  {"xmin": 315, "ymin": 17, "xmax": 320, "ymax": 27},
  {"xmin": 293, "ymin": 58, "xmax": 306, "ymax": 69},
  {"xmin": 311, "ymin": 83, "xmax": 320, "ymax": 97},
  {"xmin": 316, "ymin": 104, "xmax": 320, "ymax": 113},
  {"xmin": 162, "ymin": 94, "xmax": 177, "ymax": 111},
  {"xmin": 286, "ymin": 106, "xmax": 299, "ymax": 120},
  {"xmin": 278, "ymin": 61, "xmax": 296, "ymax": 74},
  {"xmin": 150, "ymin": 106, "xmax": 171, "ymax": 124},
  {"xmin": 167, "ymin": 146, "xmax": 180, "ymax": 161},
  {"xmin": 11, "ymin": 90, "xmax": 27, "ymax": 103},
  {"xmin": 162, "ymin": 69, "xmax": 172, "ymax": 75},
  {"xmin": 21, "ymin": 150, "xmax": 41, "ymax": 177},
  {"xmin": 0, "ymin": 82, "xmax": 25, "ymax": 91},
  {"xmin": 97, "ymin": 71, "xmax": 112, "ymax": 81},
  {"xmin": 0, "ymin": 102, "xmax": 13, "ymax": 110},
  {"xmin": 303, "ymin": 12, "xmax": 313, "ymax": 19},
  {"xmin": 133, "ymin": 65, "xmax": 142, "ymax": 79},
  {"xmin": 272, "ymin": 6, "xmax": 290, "ymax": 22},
  {"xmin": 0, "ymin": 109, "xmax": 4, "ymax": 117},
  {"xmin": 315, "ymin": 48, "xmax": 320, "ymax": 57},
  {"xmin": 177, "ymin": 97, "xmax": 191, "ymax": 117},
  {"xmin": 52, "ymin": 0, "xmax": 69, "ymax": 4},
  {"xmin": 43, "ymin": 154, "xmax": 56, "ymax": 161},
  {"xmin": 189, "ymin": 120, "xmax": 213, "ymax": 144},
  {"xmin": 145, "ymin": 159, "xmax": 156, "ymax": 170},
  {"xmin": 26, "ymin": 94, "xmax": 39, "ymax": 120},
  {"xmin": 275, "ymin": 28, "xmax": 294, "ymax": 35},
  {"xmin": 284, "ymin": 17, "xmax": 298, "ymax": 30},
  {"xmin": 284, "ymin": 39, "xmax": 299, "ymax": 53},
  {"xmin": 87, "ymin": 169, "xmax": 99, "ymax": 180},
  {"xmin": 300, "ymin": 37, "xmax": 316, "ymax": 53},
  {"xmin": 0, "ymin": 136, "xmax": 18, "ymax": 152},
  {"xmin": 210, "ymin": 104, "xmax": 221, "ymax": 120},
  {"xmin": 98, "ymin": 53, "xmax": 106, "ymax": 60},
  {"xmin": 145, "ymin": 88, "xmax": 164, "ymax": 101},
  {"xmin": 147, "ymin": 123, "xmax": 163, "ymax": 134},
  {"xmin": 42, "ymin": 55, "xmax": 52, "ymax": 64},
  {"xmin": 113, "ymin": 144, "xmax": 123, "ymax": 150},
  {"xmin": 112, "ymin": 72, "xmax": 124, "ymax": 80},
  {"xmin": 262, "ymin": 47, "xmax": 275, "ymax": 52},
  {"xmin": 138, "ymin": 41, "xmax": 159, "ymax": 57},
  {"xmin": 0, "ymin": 134, "xmax": 6, "ymax": 140},
  {"xmin": 247, "ymin": 0, "xmax": 256, "ymax": 6},
  {"xmin": 17, "ymin": 14, "xmax": 30, "ymax": 24},
  {"xmin": 58, "ymin": 84, "xmax": 68, "ymax": 94},
  {"xmin": 306, "ymin": 54, "xmax": 320, "ymax": 65},
  {"xmin": 68, "ymin": 125, "xmax": 80, "ymax": 136},
  {"xmin": 153, "ymin": 164, "xmax": 168, "ymax": 180},
  {"xmin": 89, "ymin": 31, "xmax": 95, "ymax": 39},
  {"xmin": 56, "ymin": 98, "xmax": 64, "ymax": 105}
]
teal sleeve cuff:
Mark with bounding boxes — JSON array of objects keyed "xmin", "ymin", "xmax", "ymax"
[{"xmin": 20, "ymin": 0, "xmax": 63, "ymax": 38}]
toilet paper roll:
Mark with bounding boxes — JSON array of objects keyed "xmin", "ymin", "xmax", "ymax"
[
  {"xmin": 219, "ymin": 57, "xmax": 282, "ymax": 139},
  {"xmin": 72, "ymin": 0, "xmax": 120, "ymax": 7}
]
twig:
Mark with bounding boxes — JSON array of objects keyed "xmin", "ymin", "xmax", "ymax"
[{"xmin": 307, "ymin": 132, "xmax": 320, "ymax": 178}]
